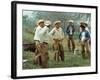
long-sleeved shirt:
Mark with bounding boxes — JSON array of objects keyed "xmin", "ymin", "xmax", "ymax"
[
  {"xmin": 79, "ymin": 30, "xmax": 90, "ymax": 42},
  {"xmin": 34, "ymin": 26, "xmax": 42, "ymax": 41},
  {"xmin": 49, "ymin": 27, "xmax": 64, "ymax": 40},
  {"xmin": 39, "ymin": 26, "xmax": 50, "ymax": 43},
  {"xmin": 80, "ymin": 27, "xmax": 90, "ymax": 35},
  {"xmin": 65, "ymin": 25, "xmax": 75, "ymax": 36},
  {"xmin": 34, "ymin": 26, "xmax": 50, "ymax": 43}
]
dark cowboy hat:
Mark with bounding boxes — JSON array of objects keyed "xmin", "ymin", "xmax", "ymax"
[{"xmin": 80, "ymin": 25, "xmax": 86, "ymax": 28}]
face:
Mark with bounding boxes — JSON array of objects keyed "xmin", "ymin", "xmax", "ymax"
[
  {"xmin": 69, "ymin": 22, "xmax": 73, "ymax": 25},
  {"xmin": 81, "ymin": 26, "xmax": 85, "ymax": 31},
  {"xmin": 39, "ymin": 22, "xmax": 45, "ymax": 28},
  {"xmin": 55, "ymin": 23, "xmax": 61, "ymax": 29}
]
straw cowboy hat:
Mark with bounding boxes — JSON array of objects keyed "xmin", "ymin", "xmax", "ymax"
[
  {"xmin": 80, "ymin": 21, "xmax": 85, "ymax": 24},
  {"xmin": 80, "ymin": 21, "xmax": 88, "ymax": 24},
  {"xmin": 45, "ymin": 20, "xmax": 51, "ymax": 26},
  {"xmin": 54, "ymin": 20, "xmax": 61, "ymax": 25},
  {"xmin": 37, "ymin": 19, "xmax": 44, "ymax": 25}
]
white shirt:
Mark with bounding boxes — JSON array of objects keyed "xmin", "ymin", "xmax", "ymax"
[
  {"xmin": 39, "ymin": 26, "xmax": 50, "ymax": 43},
  {"xmin": 81, "ymin": 31, "xmax": 86, "ymax": 41},
  {"xmin": 34, "ymin": 26, "xmax": 42, "ymax": 41},
  {"xmin": 69, "ymin": 26, "xmax": 73, "ymax": 35},
  {"xmin": 49, "ymin": 27, "xmax": 64, "ymax": 40},
  {"xmin": 34, "ymin": 26, "xmax": 50, "ymax": 43}
]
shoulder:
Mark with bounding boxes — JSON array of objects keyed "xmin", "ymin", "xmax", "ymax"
[
  {"xmin": 42, "ymin": 26, "xmax": 49, "ymax": 32},
  {"xmin": 44, "ymin": 26, "xmax": 49, "ymax": 30},
  {"xmin": 36, "ymin": 26, "xmax": 41, "ymax": 29},
  {"xmin": 84, "ymin": 30, "xmax": 90, "ymax": 36},
  {"xmin": 60, "ymin": 27, "xmax": 63, "ymax": 31},
  {"xmin": 35, "ymin": 27, "xmax": 42, "ymax": 32},
  {"xmin": 85, "ymin": 30, "xmax": 89, "ymax": 33},
  {"xmin": 79, "ymin": 31, "xmax": 82, "ymax": 34}
]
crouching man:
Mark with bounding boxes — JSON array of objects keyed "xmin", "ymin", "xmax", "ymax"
[
  {"xmin": 79, "ymin": 22, "xmax": 91, "ymax": 59},
  {"xmin": 50, "ymin": 20, "xmax": 64, "ymax": 62}
]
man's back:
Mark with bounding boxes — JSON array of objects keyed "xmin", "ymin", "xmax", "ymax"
[{"xmin": 34, "ymin": 26, "xmax": 42, "ymax": 41}]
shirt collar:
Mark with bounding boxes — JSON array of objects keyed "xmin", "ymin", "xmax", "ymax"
[{"xmin": 55, "ymin": 27, "xmax": 61, "ymax": 30}]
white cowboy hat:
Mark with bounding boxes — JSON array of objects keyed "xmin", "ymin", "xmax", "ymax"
[
  {"xmin": 45, "ymin": 20, "xmax": 51, "ymax": 26},
  {"xmin": 37, "ymin": 19, "xmax": 44, "ymax": 25},
  {"xmin": 68, "ymin": 20, "xmax": 74, "ymax": 23},
  {"xmin": 54, "ymin": 20, "xmax": 61, "ymax": 25}
]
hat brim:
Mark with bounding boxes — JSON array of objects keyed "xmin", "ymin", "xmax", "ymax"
[{"xmin": 80, "ymin": 25, "xmax": 86, "ymax": 28}]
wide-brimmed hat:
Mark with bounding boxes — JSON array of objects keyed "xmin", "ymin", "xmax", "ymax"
[
  {"xmin": 68, "ymin": 20, "xmax": 74, "ymax": 23},
  {"xmin": 37, "ymin": 19, "xmax": 44, "ymax": 25},
  {"xmin": 80, "ymin": 21, "xmax": 84, "ymax": 24},
  {"xmin": 84, "ymin": 22, "xmax": 88, "ymax": 26},
  {"xmin": 45, "ymin": 20, "xmax": 51, "ymax": 26},
  {"xmin": 80, "ymin": 25, "xmax": 86, "ymax": 28},
  {"xmin": 80, "ymin": 21, "xmax": 88, "ymax": 27},
  {"xmin": 80, "ymin": 21, "xmax": 88, "ymax": 24},
  {"xmin": 54, "ymin": 20, "xmax": 61, "ymax": 25}
]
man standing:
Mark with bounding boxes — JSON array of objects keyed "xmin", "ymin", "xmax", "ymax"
[
  {"xmin": 79, "ymin": 22, "xmax": 90, "ymax": 58},
  {"xmin": 33, "ymin": 20, "xmax": 43, "ymax": 66},
  {"xmin": 80, "ymin": 21, "xmax": 91, "ymax": 46},
  {"xmin": 66, "ymin": 20, "xmax": 75, "ymax": 52},
  {"xmin": 50, "ymin": 20, "xmax": 64, "ymax": 61},
  {"xmin": 34, "ymin": 19, "xmax": 50, "ymax": 68}
]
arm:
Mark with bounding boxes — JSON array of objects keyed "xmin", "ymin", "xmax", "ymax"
[
  {"xmin": 49, "ymin": 28, "xmax": 55, "ymax": 36},
  {"xmin": 86, "ymin": 31, "xmax": 90, "ymax": 40},
  {"xmin": 73, "ymin": 25, "xmax": 75, "ymax": 33},
  {"xmin": 79, "ymin": 32, "xmax": 81, "ymax": 41},
  {"xmin": 46, "ymin": 28, "xmax": 50, "ymax": 37},
  {"xmin": 66, "ymin": 26, "xmax": 69, "ymax": 34},
  {"xmin": 61, "ymin": 29, "xmax": 64, "ymax": 40}
]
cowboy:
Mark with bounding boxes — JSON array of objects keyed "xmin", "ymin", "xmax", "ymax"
[
  {"xmin": 49, "ymin": 20, "xmax": 64, "ymax": 61},
  {"xmin": 65, "ymin": 20, "xmax": 75, "ymax": 52},
  {"xmin": 34, "ymin": 19, "xmax": 50, "ymax": 68},
  {"xmin": 80, "ymin": 21, "xmax": 90, "ymax": 33},
  {"xmin": 79, "ymin": 22, "xmax": 91, "ymax": 58},
  {"xmin": 80, "ymin": 21, "xmax": 91, "ymax": 46},
  {"xmin": 33, "ymin": 19, "xmax": 44, "ymax": 66}
]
